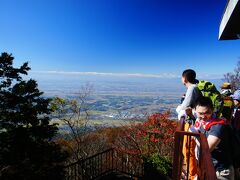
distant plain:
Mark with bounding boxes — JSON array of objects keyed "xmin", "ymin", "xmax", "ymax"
[{"xmin": 31, "ymin": 73, "xmax": 223, "ymax": 126}]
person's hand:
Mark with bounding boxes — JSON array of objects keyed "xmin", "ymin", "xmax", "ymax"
[
  {"xmin": 185, "ymin": 107, "xmax": 193, "ymax": 116},
  {"xmin": 178, "ymin": 110, "xmax": 187, "ymax": 120},
  {"xmin": 181, "ymin": 169, "xmax": 187, "ymax": 180}
]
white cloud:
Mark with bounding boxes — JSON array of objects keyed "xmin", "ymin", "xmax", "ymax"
[
  {"xmin": 197, "ymin": 73, "xmax": 223, "ymax": 79},
  {"xmin": 31, "ymin": 70, "xmax": 223, "ymax": 79},
  {"xmin": 31, "ymin": 71, "xmax": 180, "ymax": 79}
]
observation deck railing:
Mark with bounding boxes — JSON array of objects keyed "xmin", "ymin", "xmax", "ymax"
[{"xmin": 172, "ymin": 117, "xmax": 217, "ymax": 180}]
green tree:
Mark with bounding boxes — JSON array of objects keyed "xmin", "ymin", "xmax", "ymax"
[{"xmin": 0, "ymin": 52, "xmax": 68, "ymax": 180}]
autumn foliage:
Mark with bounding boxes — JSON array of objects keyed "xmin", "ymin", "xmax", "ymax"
[{"xmin": 114, "ymin": 111, "xmax": 177, "ymax": 159}]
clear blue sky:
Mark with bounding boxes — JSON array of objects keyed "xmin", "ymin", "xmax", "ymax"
[{"xmin": 0, "ymin": 0, "xmax": 239, "ymax": 78}]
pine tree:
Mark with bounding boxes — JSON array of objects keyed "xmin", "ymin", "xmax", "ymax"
[{"xmin": 0, "ymin": 52, "xmax": 68, "ymax": 180}]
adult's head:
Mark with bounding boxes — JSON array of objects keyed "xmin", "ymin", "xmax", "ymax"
[
  {"xmin": 220, "ymin": 82, "xmax": 232, "ymax": 96},
  {"xmin": 182, "ymin": 69, "xmax": 198, "ymax": 86},
  {"xmin": 221, "ymin": 82, "xmax": 231, "ymax": 90},
  {"xmin": 194, "ymin": 96, "xmax": 214, "ymax": 121}
]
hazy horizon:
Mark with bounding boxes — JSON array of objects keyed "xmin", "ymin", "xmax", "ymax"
[{"xmin": 28, "ymin": 72, "xmax": 224, "ymax": 97}]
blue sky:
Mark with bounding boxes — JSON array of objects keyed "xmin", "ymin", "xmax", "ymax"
[{"xmin": 1, "ymin": 0, "xmax": 239, "ymax": 79}]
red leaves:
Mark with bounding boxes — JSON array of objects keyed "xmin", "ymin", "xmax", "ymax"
[{"xmin": 114, "ymin": 111, "xmax": 176, "ymax": 159}]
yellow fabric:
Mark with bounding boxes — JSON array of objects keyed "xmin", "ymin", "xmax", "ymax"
[
  {"xmin": 182, "ymin": 123, "xmax": 197, "ymax": 180},
  {"xmin": 223, "ymin": 98, "xmax": 233, "ymax": 107},
  {"xmin": 222, "ymin": 97, "xmax": 234, "ymax": 123}
]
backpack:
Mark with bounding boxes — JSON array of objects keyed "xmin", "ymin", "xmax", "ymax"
[
  {"xmin": 197, "ymin": 80, "xmax": 223, "ymax": 117},
  {"xmin": 204, "ymin": 120, "xmax": 240, "ymax": 168},
  {"xmin": 222, "ymin": 96, "xmax": 234, "ymax": 121},
  {"xmin": 226, "ymin": 125, "xmax": 240, "ymax": 168}
]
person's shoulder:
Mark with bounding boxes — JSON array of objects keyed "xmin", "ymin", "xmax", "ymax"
[
  {"xmin": 188, "ymin": 84, "xmax": 198, "ymax": 90},
  {"xmin": 208, "ymin": 123, "xmax": 225, "ymax": 138},
  {"xmin": 209, "ymin": 119, "xmax": 226, "ymax": 130},
  {"xmin": 211, "ymin": 123, "xmax": 224, "ymax": 129},
  {"xmin": 189, "ymin": 83, "xmax": 197, "ymax": 87},
  {"xmin": 191, "ymin": 84, "xmax": 200, "ymax": 93}
]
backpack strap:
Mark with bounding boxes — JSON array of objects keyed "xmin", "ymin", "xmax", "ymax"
[{"xmin": 204, "ymin": 119, "xmax": 226, "ymax": 131}]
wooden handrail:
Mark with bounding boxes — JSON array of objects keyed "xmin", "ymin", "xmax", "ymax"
[
  {"xmin": 172, "ymin": 118, "xmax": 217, "ymax": 180},
  {"xmin": 198, "ymin": 133, "xmax": 217, "ymax": 180},
  {"xmin": 177, "ymin": 116, "xmax": 185, "ymax": 131}
]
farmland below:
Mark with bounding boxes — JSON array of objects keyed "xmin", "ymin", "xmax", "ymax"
[{"xmin": 33, "ymin": 74, "xmax": 222, "ymax": 126}]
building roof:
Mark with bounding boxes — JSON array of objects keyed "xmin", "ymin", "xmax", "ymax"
[{"xmin": 219, "ymin": 0, "xmax": 240, "ymax": 40}]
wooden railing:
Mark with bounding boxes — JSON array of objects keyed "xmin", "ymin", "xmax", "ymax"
[
  {"xmin": 172, "ymin": 117, "xmax": 217, "ymax": 180},
  {"xmin": 64, "ymin": 148, "xmax": 144, "ymax": 180}
]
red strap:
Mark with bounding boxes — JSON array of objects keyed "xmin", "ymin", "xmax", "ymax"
[{"xmin": 204, "ymin": 119, "xmax": 226, "ymax": 130}]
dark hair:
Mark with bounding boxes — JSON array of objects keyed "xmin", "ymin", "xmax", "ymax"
[
  {"xmin": 182, "ymin": 69, "xmax": 198, "ymax": 84},
  {"xmin": 194, "ymin": 96, "xmax": 214, "ymax": 110}
]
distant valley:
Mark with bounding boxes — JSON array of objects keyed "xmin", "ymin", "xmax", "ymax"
[{"xmin": 31, "ymin": 73, "xmax": 223, "ymax": 125}]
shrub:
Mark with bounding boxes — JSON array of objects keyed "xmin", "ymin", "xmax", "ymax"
[
  {"xmin": 114, "ymin": 112, "xmax": 176, "ymax": 179},
  {"xmin": 144, "ymin": 153, "xmax": 172, "ymax": 178},
  {"xmin": 114, "ymin": 111, "xmax": 177, "ymax": 158}
]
